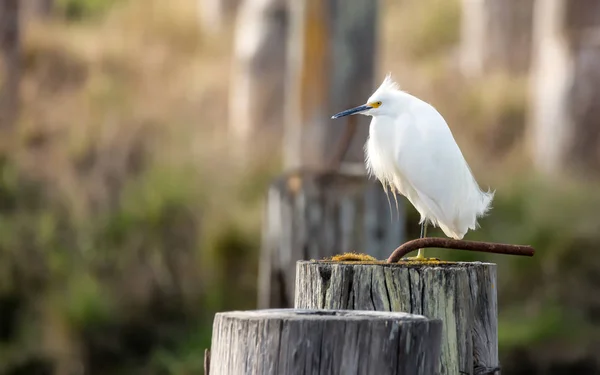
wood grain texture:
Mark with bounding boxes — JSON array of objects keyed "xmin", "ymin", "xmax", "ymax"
[
  {"xmin": 295, "ymin": 261, "xmax": 498, "ymax": 375},
  {"xmin": 209, "ymin": 309, "xmax": 443, "ymax": 375},
  {"xmin": 258, "ymin": 170, "xmax": 404, "ymax": 308}
]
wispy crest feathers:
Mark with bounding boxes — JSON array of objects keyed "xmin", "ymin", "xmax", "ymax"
[{"xmin": 379, "ymin": 73, "xmax": 400, "ymax": 92}]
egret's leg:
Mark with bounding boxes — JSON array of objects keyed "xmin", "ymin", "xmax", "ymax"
[
  {"xmin": 415, "ymin": 221, "xmax": 428, "ymax": 259},
  {"xmin": 419, "ymin": 221, "xmax": 428, "ymax": 238},
  {"xmin": 404, "ymin": 221, "xmax": 439, "ymax": 262}
]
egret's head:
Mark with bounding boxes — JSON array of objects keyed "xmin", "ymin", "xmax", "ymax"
[{"xmin": 331, "ymin": 74, "xmax": 400, "ymax": 119}]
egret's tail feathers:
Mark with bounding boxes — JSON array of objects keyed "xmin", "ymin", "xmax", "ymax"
[
  {"xmin": 452, "ymin": 187, "xmax": 495, "ymax": 237},
  {"xmin": 427, "ymin": 186, "xmax": 495, "ymax": 240},
  {"xmin": 438, "ymin": 222, "xmax": 464, "ymax": 240},
  {"xmin": 471, "ymin": 188, "xmax": 495, "ymax": 230},
  {"xmin": 478, "ymin": 188, "xmax": 495, "ymax": 218}
]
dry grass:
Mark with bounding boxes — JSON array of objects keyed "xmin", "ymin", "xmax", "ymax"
[{"xmin": 18, "ymin": 0, "xmax": 240, "ymax": 221}]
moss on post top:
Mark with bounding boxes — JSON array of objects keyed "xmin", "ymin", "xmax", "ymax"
[{"xmin": 314, "ymin": 252, "xmax": 494, "ymax": 267}]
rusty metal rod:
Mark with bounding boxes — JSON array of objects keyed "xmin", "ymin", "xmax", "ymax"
[{"xmin": 387, "ymin": 238, "xmax": 535, "ymax": 263}]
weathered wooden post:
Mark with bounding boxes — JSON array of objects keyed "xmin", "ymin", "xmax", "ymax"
[
  {"xmin": 295, "ymin": 261, "xmax": 499, "ymax": 375},
  {"xmin": 209, "ymin": 309, "xmax": 443, "ymax": 375},
  {"xmin": 258, "ymin": 0, "xmax": 405, "ymax": 309}
]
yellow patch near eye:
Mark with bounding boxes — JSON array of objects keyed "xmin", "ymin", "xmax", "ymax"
[{"xmin": 369, "ymin": 101, "xmax": 382, "ymax": 108}]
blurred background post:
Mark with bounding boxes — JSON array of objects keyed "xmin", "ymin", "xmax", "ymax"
[
  {"xmin": 529, "ymin": 0, "xmax": 600, "ymax": 177},
  {"xmin": 257, "ymin": 0, "xmax": 405, "ymax": 309},
  {"xmin": 0, "ymin": 0, "xmax": 600, "ymax": 374},
  {"xmin": 459, "ymin": 0, "xmax": 534, "ymax": 77},
  {"xmin": 0, "ymin": 0, "xmax": 19, "ymax": 132},
  {"xmin": 227, "ymin": 0, "xmax": 287, "ymax": 159}
]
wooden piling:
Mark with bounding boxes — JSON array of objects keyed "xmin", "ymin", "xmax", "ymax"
[
  {"xmin": 209, "ymin": 309, "xmax": 443, "ymax": 375},
  {"xmin": 0, "ymin": 0, "xmax": 20, "ymax": 131},
  {"xmin": 459, "ymin": 0, "xmax": 535, "ymax": 76},
  {"xmin": 257, "ymin": 0, "xmax": 406, "ymax": 310},
  {"xmin": 284, "ymin": 0, "xmax": 377, "ymax": 169},
  {"xmin": 295, "ymin": 261, "xmax": 499, "ymax": 375},
  {"xmin": 228, "ymin": 0, "xmax": 288, "ymax": 158},
  {"xmin": 529, "ymin": 0, "xmax": 600, "ymax": 176},
  {"xmin": 258, "ymin": 169, "xmax": 404, "ymax": 308}
]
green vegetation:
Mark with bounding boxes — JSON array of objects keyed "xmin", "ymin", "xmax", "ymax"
[
  {"xmin": 57, "ymin": 0, "xmax": 123, "ymax": 20},
  {"xmin": 2, "ymin": 1, "xmax": 262, "ymax": 374}
]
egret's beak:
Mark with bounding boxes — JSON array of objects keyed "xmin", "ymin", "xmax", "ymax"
[{"xmin": 331, "ymin": 104, "xmax": 372, "ymax": 119}]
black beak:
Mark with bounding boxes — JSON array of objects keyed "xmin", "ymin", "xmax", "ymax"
[{"xmin": 331, "ymin": 104, "xmax": 372, "ymax": 119}]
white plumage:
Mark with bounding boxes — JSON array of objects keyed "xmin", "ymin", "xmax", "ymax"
[{"xmin": 332, "ymin": 74, "xmax": 494, "ymax": 258}]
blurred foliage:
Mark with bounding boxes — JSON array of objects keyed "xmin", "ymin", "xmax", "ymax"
[
  {"xmin": 2, "ymin": 1, "xmax": 263, "ymax": 374},
  {"xmin": 56, "ymin": 0, "xmax": 123, "ymax": 21},
  {"xmin": 0, "ymin": 148, "xmax": 263, "ymax": 374}
]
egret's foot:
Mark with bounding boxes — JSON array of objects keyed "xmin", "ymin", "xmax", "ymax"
[
  {"xmin": 405, "ymin": 252, "xmax": 425, "ymax": 260},
  {"xmin": 402, "ymin": 249, "xmax": 439, "ymax": 262}
]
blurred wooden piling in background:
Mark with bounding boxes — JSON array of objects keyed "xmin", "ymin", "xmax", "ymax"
[
  {"xmin": 197, "ymin": 0, "xmax": 241, "ymax": 34},
  {"xmin": 208, "ymin": 309, "xmax": 443, "ymax": 375},
  {"xmin": 257, "ymin": 0, "xmax": 405, "ymax": 309},
  {"xmin": 284, "ymin": 0, "xmax": 377, "ymax": 168},
  {"xmin": 22, "ymin": 0, "xmax": 53, "ymax": 18},
  {"xmin": 529, "ymin": 0, "xmax": 600, "ymax": 176},
  {"xmin": 460, "ymin": 0, "xmax": 535, "ymax": 77},
  {"xmin": 258, "ymin": 170, "xmax": 404, "ymax": 308},
  {"xmin": 0, "ymin": 0, "xmax": 20, "ymax": 132},
  {"xmin": 295, "ymin": 261, "xmax": 499, "ymax": 375},
  {"xmin": 228, "ymin": 0, "xmax": 288, "ymax": 157}
]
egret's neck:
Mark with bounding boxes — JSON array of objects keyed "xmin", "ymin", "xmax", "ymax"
[
  {"xmin": 368, "ymin": 116, "xmax": 396, "ymax": 152},
  {"xmin": 369, "ymin": 114, "xmax": 395, "ymax": 132}
]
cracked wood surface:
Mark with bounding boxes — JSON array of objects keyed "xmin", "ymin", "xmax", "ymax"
[
  {"xmin": 295, "ymin": 261, "xmax": 498, "ymax": 375},
  {"xmin": 209, "ymin": 309, "xmax": 442, "ymax": 375}
]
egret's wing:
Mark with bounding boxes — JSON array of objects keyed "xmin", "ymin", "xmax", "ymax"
[{"xmin": 392, "ymin": 103, "xmax": 471, "ymax": 231}]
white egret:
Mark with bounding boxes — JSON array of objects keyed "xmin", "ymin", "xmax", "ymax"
[{"xmin": 331, "ymin": 74, "xmax": 494, "ymax": 259}]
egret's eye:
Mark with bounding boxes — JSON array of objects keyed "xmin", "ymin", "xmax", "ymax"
[{"xmin": 370, "ymin": 101, "xmax": 382, "ymax": 108}]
